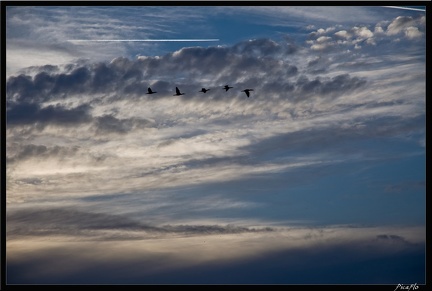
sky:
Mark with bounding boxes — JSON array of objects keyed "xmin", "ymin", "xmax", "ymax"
[{"xmin": 4, "ymin": 4, "xmax": 427, "ymax": 285}]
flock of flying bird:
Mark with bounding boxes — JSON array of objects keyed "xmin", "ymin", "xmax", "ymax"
[{"xmin": 146, "ymin": 85, "xmax": 254, "ymax": 97}]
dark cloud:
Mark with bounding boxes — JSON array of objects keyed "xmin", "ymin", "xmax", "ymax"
[
  {"xmin": 7, "ymin": 207, "xmax": 275, "ymax": 239},
  {"xmin": 16, "ymin": 177, "xmax": 44, "ymax": 185},
  {"xmin": 7, "ymin": 208, "xmax": 157, "ymax": 236},
  {"xmin": 232, "ymin": 38, "xmax": 297, "ymax": 57},
  {"xmin": 33, "ymin": 72, "xmax": 56, "ymax": 95},
  {"xmin": 6, "ymin": 100, "xmax": 157, "ymax": 136},
  {"xmin": 5, "ymin": 37, "xmax": 304, "ymax": 103},
  {"xmin": 320, "ymin": 74, "xmax": 367, "ymax": 95},
  {"xmin": 7, "ymin": 102, "xmax": 92, "ymax": 126},
  {"xmin": 376, "ymin": 234, "xmax": 407, "ymax": 243},
  {"xmin": 261, "ymin": 79, "xmax": 295, "ymax": 97},
  {"xmin": 295, "ymin": 73, "xmax": 367, "ymax": 98},
  {"xmin": 18, "ymin": 64, "xmax": 60, "ymax": 76},
  {"xmin": 5, "ymin": 35, "xmax": 367, "ymax": 107},
  {"xmin": 163, "ymin": 224, "xmax": 273, "ymax": 235},
  {"xmin": 91, "ymin": 62, "xmax": 120, "ymax": 92},
  {"xmin": 306, "ymin": 56, "xmax": 331, "ymax": 74},
  {"xmin": 171, "ymin": 46, "xmax": 231, "ymax": 72},
  {"xmin": 6, "ymin": 66, "xmax": 92, "ymax": 104},
  {"xmin": 94, "ymin": 114, "xmax": 155, "ymax": 135},
  {"xmin": 51, "ymin": 66, "xmax": 92, "ymax": 95},
  {"xmin": 6, "ymin": 144, "xmax": 80, "ymax": 164},
  {"xmin": 6, "ymin": 74, "xmax": 35, "ymax": 102}
]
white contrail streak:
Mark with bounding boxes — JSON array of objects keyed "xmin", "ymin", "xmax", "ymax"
[
  {"xmin": 68, "ymin": 39, "xmax": 220, "ymax": 42},
  {"xmin": 382, "ymin": 6, "xmax": 426, "ymax": 12}
]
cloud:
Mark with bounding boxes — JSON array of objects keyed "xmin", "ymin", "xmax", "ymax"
[
  {"xmin": 6, "ymin": 6, "xmax": 168, "ymax": 76},
  {"xmin": 5, "ymin": 6, "xmax": 425, "ymax": 285},
  {"xmin": 386, "ymin": 16, "xmax": 423, "ymax": 36},
  {"xmin": 6, "ymin": 102, "xmax": 92, "ymax": 126},
  {"xmin": 404, "ymin": 26, "xmax": 423, "ymax": 39},
  {"xmin": 294, "ymin": 73, "xmax": 367, "ymax": 98},
  {"xmin": 5, "ymin": 32, "xmax": 423, "ymax": 201},
  {"xmin": 6, "ymin": 7, "xmax": 425, "ymax": 228},
  {"xmin": 6, "ymin": 144, "xmax": 80, "ymax": 164},
  {"xmin": 7, "ymin": 220, "xmax": 425, "ymax": 284},
  {"xmin": 7, "ymin": 36, "xmax": 370, "ymax": 111},
  {"xmin": 353, "ymin": 26, "xmax": 374, "ymax": 39},
  {"xmin": 9, "ymin": 6, "xmax": 284, "ymax": 77},
  {"xmin": 6, "ymin": 67, "xmax": 92, "ymax": 103},
  {"xmin": 229, "ymin": 7, "xmax": 397, "ymax": 30},
  {"xmin": 232, "ymin": 38, "xmax": 297, "ymax": 56},
  {"xmin": 7, "ymin": 206, "xmax": 275, "ymax": 241},
  {"xmin": 93, "ymin": 114, "xmax": 155, "ymax": 135},
  {"xmin": 334, "ymin": 30, "xmax": 352, "ymax": 39},
  {"xmin": 307, "ymin": 14, "xmax": 425, "ymax": 53}
]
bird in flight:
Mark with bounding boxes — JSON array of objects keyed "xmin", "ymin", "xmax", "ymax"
[
  {"xmin": 241, "ymin": 89, "xmax": 254, "ymax": 97},
  {"xmin": 199, "ymin": 88, "xmax": 210, "ymax": 93},
  {"xmin": 223, "ymin": 85, "xmax": 233, "ymax": 91},
  {"xmin": 146, "ymin": 87, "xmax": 157, "ymax": 94},
  {"xmin": 173, "ymin": 87, "xmax": 185, "ymax": 96}
]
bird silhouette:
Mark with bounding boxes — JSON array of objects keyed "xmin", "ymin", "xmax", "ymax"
[
  {"xmin": 146, "ymin": 87, "xmax": 157, "ymax": 94},
  {"xmin": 173, "ymin": 87, "xmax": 185, "ymax": 96},
  {"xmin": 199, "ymin": 88, "xmax": 210, "ymax": 93},
  {"xmin": 223, "ymin": 85, "xmax": 233, "ymax": 91},
  {"xmin": 241, "ymin": 89, "xmax": 254, "ymax": 97}
]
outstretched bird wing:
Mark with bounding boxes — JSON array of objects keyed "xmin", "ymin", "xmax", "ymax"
[{"xmin": 242, "ymin": 89, "xmax": 253, "ymax": 97}]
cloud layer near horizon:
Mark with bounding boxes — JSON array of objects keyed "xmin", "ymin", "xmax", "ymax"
[{"xmin": 7, "ymin": 220, "xmax": 425, "ymax": 284}]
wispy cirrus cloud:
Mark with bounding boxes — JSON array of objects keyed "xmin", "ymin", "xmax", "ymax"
[{"xmin": 6, "ymin": 6, "xmax": 216, "ymax": 76}]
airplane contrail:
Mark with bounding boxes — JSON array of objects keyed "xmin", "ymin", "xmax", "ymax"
[
  {"xmin": 68, "ymin": 39, "xmax": 220, "ymax": 42},
  {"xmin": 382, "ymin": 6, "xmax": 426, "ymax": 12}
]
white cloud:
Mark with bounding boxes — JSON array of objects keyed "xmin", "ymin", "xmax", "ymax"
[
  {"xmin": 334, "ymin": 30, "xmax": 351, "ymax": 39},
  {"xmin": 316, "ymin": 36, "xmax": 332, "ymax": 43},
  {"xmin": 404, "ymin": 26, "xmax": 423, "ymax": 39},
  {"xmin": 353, "ymin": 26, "xmax": 374, "ymax": 39},
  {"xmin": 386, "ymin": 15, "xmax": 425, "ymax": 40},
  {"xmin": 374, "ymin": 25, "xmax": 385, "ymax": 35},
  {"xmin": 386, "ymin": 16, "xmax": 416, "ymax": 35}
]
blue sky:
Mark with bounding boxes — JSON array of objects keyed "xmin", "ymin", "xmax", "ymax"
[{"xmin": 5, "ymin": 4, "xmax": 426, "ymax": 285}]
